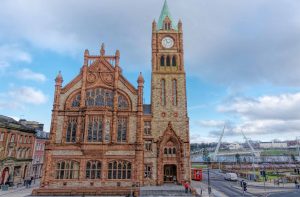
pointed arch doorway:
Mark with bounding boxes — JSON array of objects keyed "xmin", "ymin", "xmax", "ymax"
[
  {"xmin": 164, "ymin": 164, "xmax": 177, "ymax": 182},
  {"xmin": 157, "ymin": 122, "xmax": 184, "ymax": 185}
]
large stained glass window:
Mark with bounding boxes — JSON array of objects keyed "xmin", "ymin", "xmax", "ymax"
[
  {"xmin": 85, "ymin": 88, "xmax": 113, "ymax": 108},
  {"xmin": 71, "ymin": 94, "xmax": 81, "ymax": 107},
  {"xmin": 108, "ymin": 161, "xmax": 131, "ymax": 179},
  {"xmin": 55, "ymin": 160, "xmax": 79, "ymax": 179},
  {"xmin": 117, "ymin": 117, "xmax": 127, "ymax": 143},
  {"xmin": 118, "ymin": 95, "xmax": 129, "ymax": 110},
  {"xmin": 87, "ymin": 116, "xmax": 103, "ymax": 142},
  {"xmin": 66, "ymin": 117, "xmax": 77, "ymax": 143},
  {"xmin": 86, "ymin": 161, "xmax": 101, "ymax": 179}
]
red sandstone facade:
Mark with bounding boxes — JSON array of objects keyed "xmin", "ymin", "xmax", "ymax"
[{"xmin": 33, "ymin": 2, "xmax": 190, "ymax": 196}]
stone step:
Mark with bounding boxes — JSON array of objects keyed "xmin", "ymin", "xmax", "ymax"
[{"xmin": 140, "ymin": 189, "xmax": 193, "ymax": 196}]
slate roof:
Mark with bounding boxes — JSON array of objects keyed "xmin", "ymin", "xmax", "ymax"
[{"xmin": 0, "ymin": 115, "xmax": 36, "ymax": 133}]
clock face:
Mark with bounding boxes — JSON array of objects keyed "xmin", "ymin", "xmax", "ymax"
[{"xmin": 162, "ymin": 37, "xmax": 174, "ymax": 48}]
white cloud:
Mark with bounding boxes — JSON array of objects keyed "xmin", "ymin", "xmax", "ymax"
[
  {"xmin": 218, "ymin": 93, "xmax": 300, "ymax": 120},
  {"xmin": 197, "ymin": 92, "xmax": 300, "ymax": 139},
  {"xmin": 16, "ymin": 68, "xmax": 46, "ymax": 82},
  {"xmin": 0, "ymin": 86, "xmax": 48, "ymax": 110}
]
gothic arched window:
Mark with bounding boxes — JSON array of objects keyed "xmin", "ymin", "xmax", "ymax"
[
  {"xmin": 172, "ymin": 79, "xmax": 177, "ymax": 106},
  {"xmin": 166, "ymin": 56, "xmax": 171, "ymax": 66},
  {"xmin": 160, "ymin": 56, "xmax": 165, "ymax": 66},
  {"xmin": 108, "ymin": 161, "xmax": 132, "ymax": 179},
  {"xmin": 117, "ymin": 117, "xmax": 127, "ymax": 143},
  {"xmin": 55, "ymin": 160, "xmax": 79, "ymax": 179},
  {"xmin": 85, "ymin": 88, "xmax": 113, "ymax": 108},
  {"xmin": 66, "ymin": 117, "xmax": 77, "ymax": 143},
  {"xmin": 87, "ymin": 116, "xmax": 103, "ymax": 142},
  {"xmin": 172, "ymin": 56, "xmax": 176, "ymax": 67},
  {"xmin": 161, "ymin": 79, "xmax": 166, "ymax": 106},
  {"xmin": 71, "ymin": 94, "xmax": 81, "ymax": 107},
  {"xmin": 86, "ymin": 161, "xmax": 101, "ymax": 179},
  {"xmin": 118, "ymin": 95, "xmax": 129, "ymax": 110}
]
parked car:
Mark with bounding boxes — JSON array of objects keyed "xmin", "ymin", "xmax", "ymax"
[{"xmin": 225, "ymin": 173, "xmax": 238, "ymax": 181}]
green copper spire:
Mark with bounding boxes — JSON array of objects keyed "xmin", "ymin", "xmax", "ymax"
[{"xmin": 157, "ymin": 0, "xmax": 176, "ymax": 30}]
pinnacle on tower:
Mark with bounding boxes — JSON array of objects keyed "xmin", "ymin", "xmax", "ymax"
[
  {"xmin": 157, "ymin": 0, "xmax": 176, "ymax": 30},
  {"xmin": 55, "ymin": 71, "xmax": 63, "ymax": 84}
]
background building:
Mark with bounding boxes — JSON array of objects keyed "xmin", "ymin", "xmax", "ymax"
[{"xmin": 0, "ymin": 115, "xmax": 36, "ymax": 186}]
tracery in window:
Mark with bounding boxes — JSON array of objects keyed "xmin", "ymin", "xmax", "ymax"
[
  {"xmin": 71, "ymin": 94, "xmax": 81, "ymax": 107},
  {"xmin": 144, "ymin": 121, "xmax": 151, "ymax": 135},
  {"xmin": 145, "ymin": 140, "xmax": 152, "ymax": 151},
  {"xmin": 161, "ymin": 79, "xmax": 166, "ymax": 106},
  {"xmin": 85, "ymin": 88, "xmax": 113, "ymax": 108},
  {"xmin": 86, "ymin": 161, "xmax": 101, "ymax": 179},
  {"xmin": 117, "ymin": 117, "xmax": 127, "ymax": 143},
  {"xmin": 108, "ymin": 161, "xmax": 131, "ymax": 179},
  {"xmin": 118, "ymin": 95, "xmax": 129, "ymax": 110},
  {"xmin": 172, "ymin": 79, "xmax": 177, "ymax": 106},
  {"xmin": 55, "ymin": 160, "xmax": 79, "ymax": 179},
  {"xmin": 87, "ymin": 116, "xmax": 103, "ymax": 142},
  {"xmin": 104, "ymin": 119, "xmax": 111, "ymax": 142},
  {"xmin": 66, "ymin": 117, "xmax": 77, "ymax": 143},
  {"xmin": 144, "ymin": 164, "xmax": 152, "ymax": 178}
]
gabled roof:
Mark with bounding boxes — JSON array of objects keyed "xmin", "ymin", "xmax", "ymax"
[
  {"xmin": 157, "ymin": 0, "xmax": 176, "ymax": 30},
  {"xmin": 0, "ymin": 115, "xmax": 35, "ymax": 133}
]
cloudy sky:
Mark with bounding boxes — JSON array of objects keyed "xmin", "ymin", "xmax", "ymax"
[{"xmin": 1, "ymin": 0, "xmax": 300, "ymax": 143}]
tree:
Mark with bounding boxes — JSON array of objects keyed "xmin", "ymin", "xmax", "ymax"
[{"xmin": 203, "ymin": 147, "xmax": 209, "ymax": 162}]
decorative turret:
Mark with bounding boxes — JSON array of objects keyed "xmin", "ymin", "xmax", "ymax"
[
  {"xmin": 84, "ymin": 49, "xmax": 89, "ymax": 66},
  {"xmin": 100, "ymin": 43, "xmax": 105, "ymax": 56},
  {"xmin": 178, "ymin": 19, "xmax": 182, "ymax": 32},
  {"xmin": 137, "ymin": 72, "xmax": 145, "ymax": 85},
  {"xmin": 55, "ymin": 71, "xmax": 63, "ymax": 85},
  {"xmin": 152, "ymin": 20, "xmax": 157, "ymax": 32},
  {"xmin": 115, "ymin": 49, "xmax": 120, "ymax": 67}
]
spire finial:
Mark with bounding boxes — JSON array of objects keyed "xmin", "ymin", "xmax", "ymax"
[
  {"xmin": 100, "ymin": 43, "xmax": 105, "ymax": 56},
  {"xmin": 157, "ymin": 0, "xmax": 176, "ymax": 30},
  {"xmin": 55, "ymin": 71, "xmax": 63, "ymax": 84},
  {"xmin": 137, "ymin": 72, "xmax": 144, "ymax": 84}
]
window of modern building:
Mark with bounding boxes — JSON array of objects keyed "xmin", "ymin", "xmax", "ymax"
[
  {"xmin": 66, "ymin": 117, "xmax": 77, "ymax": 143},
  {"xmin": 117, "ymin": 117, "xmax": 127, "ymax": 143},
  {"xmin": 87, "ymin": 116, "xmax": 103, "ymax": 142},
  {"xmin": 108, "ymin": 161, "xmax": 131, "ymax": 179},
  {"xmin": 55, "ymin": 160, "xmax": 80, "ymax": 179},
  {"xmin": 144, "ymin": 164, "xmax": 152, "ymax": 178},
  {"xmin": 86, "ymin": 161, "xmax": 101, "ymax": 179},
  {"xmin": 144, "ymin": 121, "xmax": 151, "ymax": 135}
]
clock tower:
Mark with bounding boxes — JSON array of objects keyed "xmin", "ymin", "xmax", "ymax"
[{"xmin": 150, "ymin": 0, "xmax": 190, "ymax": 185}]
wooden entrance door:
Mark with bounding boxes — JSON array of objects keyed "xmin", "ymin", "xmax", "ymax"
[{"xmin": 163, "ymin": 164, "xmax": 176, "ymax": 182}]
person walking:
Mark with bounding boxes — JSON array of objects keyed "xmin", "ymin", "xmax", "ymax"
[{"xmin": 184, "ymin": 181, "xmax": 190, "ymax": 193}]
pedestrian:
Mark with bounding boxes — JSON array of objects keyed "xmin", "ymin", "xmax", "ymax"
[
  {"xmin": 184, "ymin": 181, "xmax": 189, "ymax": 193},
  {"xmin": 173, "ymin": 175, "xmax": 177, "ymax": 184},
  {"xmin": 29, "ymin": 176, "xmax": 33, "ymax": 187},
  {"xmin": 295, "ymin": 179, "xmax": 298, "ymax": 189}
]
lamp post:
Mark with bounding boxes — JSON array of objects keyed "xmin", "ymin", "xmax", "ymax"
[{"xmin": 207, "ymin": 157, "xmax": 211, "ymax": 196}]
